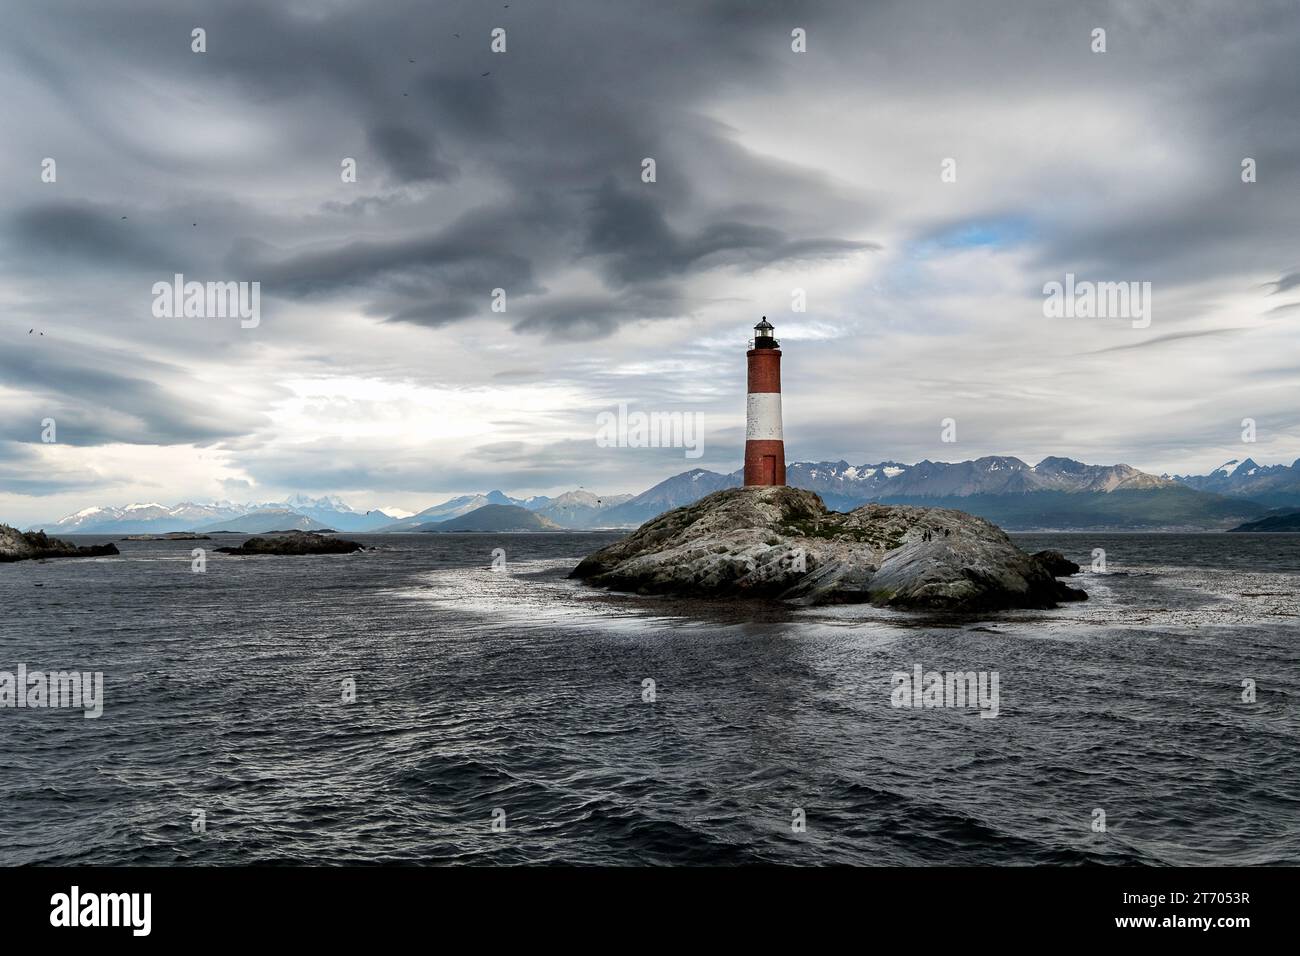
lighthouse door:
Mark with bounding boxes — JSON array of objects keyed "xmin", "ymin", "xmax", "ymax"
[{"xmin": 761, "ymin": 455, "xmax": 776, "ymax": 485}]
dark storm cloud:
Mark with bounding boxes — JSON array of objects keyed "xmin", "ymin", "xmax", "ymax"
[
  {"xmin": 382, "ymin": 298, "xmax": 481, "ymax": 327},
  {"xmin": 0, "ymin": 344, "xmax": 269, "ymax": 446},
  {"xmin": 4, "ymin": 0, "xmax": 872, "ymax": 339},
  {"xmin": 511, "ymin": 286, "xmax": 684, "ymax": 340},
  {"xmin": 1268, "ymin": 271, "xmax": 1300, "ymax": 295},
  {"xmin": 366, "ymin": 124, "xmax": 458, "ymax": 184},
  {"xmin": 1031, "ymin": 190, "xmax": 1296, "ymax": 290},
  {"xmin": 0, "ymin": 443, "xmax": 104, "ymax": 495},
  {"xmin": 583, "ymin": 181, "xmax": 873, "ymax": 284},
  {"xmin": 7, "ymin": 0, "xmax": 1295, "ymax": 328},
  {"xmin": 226, "ymin": 194, "xmax": 549, "ymax": 295},
  {"xmin": 226, "ymin": 204, "xmax": 546, "ymax": 330},
  {"xmin": 12, "ymin": 201, "xmax": 183, "ymax": 271},
  {"xmin": 415, "ymin": 71, "xmax": 506, "ymax": 139},
  {"xmin": 1004, "ymin": 3, "xmax": 1300, "ymax": 290}
]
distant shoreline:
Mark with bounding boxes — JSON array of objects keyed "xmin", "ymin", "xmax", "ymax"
[{"xmin": 47, "ymin": 528, "xmax": 1300, "ymax": 538}]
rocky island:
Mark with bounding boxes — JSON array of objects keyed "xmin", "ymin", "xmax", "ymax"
[
  {"xmin": 214, "ymin": 531, "xmax": 363, "ymax": 556},
  {"xmin": 1, "ymin": 524, "xmax": 120, "ymax": 563},
  {"xmin": 571, "ymin": 487, "xmax": 1085, "ymax": 611}
]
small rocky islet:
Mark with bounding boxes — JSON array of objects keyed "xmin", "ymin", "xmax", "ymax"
[
  {"xmin": 213, "ymin": 531, "xmax": 363, "ymax": 556},
  {"xmin": 571, "ymin": 486, "xmax": 1086, "ymax": 612},
  {"xmin": 0, "ymin": 524, "xmax": 120, "ymax": 563}
]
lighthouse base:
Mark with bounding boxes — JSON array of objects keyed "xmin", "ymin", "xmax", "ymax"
[{"xmin": 743, "ymin": 439, "xmax": 786, "ymax": 487}]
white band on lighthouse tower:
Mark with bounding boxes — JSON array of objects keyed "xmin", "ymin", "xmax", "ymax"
[{"xmin": 745, "ymin": 393, "xmax": 783, "ymax": 441}]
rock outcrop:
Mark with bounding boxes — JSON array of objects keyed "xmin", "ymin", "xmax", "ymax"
[
  {"xmin": 1031, "ymin": 549, "xmax": 1081, "ymax": 577},
  {"xmin": 571, "ymin": 487, "xmax": 1086, "ymax": 611},
  {"xmin": 1, "ymin": 524, "xmax": 120, "ymax": 563},
  {"xmin": 214, "ymin": 531, "xmax": 363, "ymax": 556}
]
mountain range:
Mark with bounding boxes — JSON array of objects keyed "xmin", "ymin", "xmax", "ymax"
[
  {"xmin": 27, "ymin": 456, "xmax": 1300, "ymax": 534},
  {"xmin": 43, "ymin": 495, "xmax": 408, "ymax": 535},
  {"xmin": 415, "ymin": 504, "xmax": 564, "ymax": 533},
  {"xmin": 1168, "ymin": 457, "xmax": 1300, "ymax": 508},
  {"xmin": 593, "ymin": 457, "xmax": 1269, "ymax": 530},
  {"xmin": 377, "ymin": 489, "xmax": 635, "ymax": 532}
]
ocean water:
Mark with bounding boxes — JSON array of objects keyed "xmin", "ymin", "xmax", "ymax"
[{"xmin": 1, "ymin": 531, "xmax": 1297, "ymax": 866}]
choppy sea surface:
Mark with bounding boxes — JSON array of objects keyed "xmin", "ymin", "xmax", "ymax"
[{"xmin": 1, "ymin": 531, "xmax": 1297, "ymax": 866}]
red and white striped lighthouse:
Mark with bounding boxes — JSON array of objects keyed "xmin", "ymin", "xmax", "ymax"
[{"xmin": 744, "ymin": 317, "xmax": 786, "ymax": 486}]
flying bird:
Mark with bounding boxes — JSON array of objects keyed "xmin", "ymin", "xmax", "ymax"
[{"xmin": 481, "ymin": 71, "xmax": 490, "ymax": 76}]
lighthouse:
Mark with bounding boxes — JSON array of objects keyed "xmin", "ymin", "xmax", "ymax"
[{"xmin": 744, "ymin": 317, "xmax": 786, "ymax": 486}]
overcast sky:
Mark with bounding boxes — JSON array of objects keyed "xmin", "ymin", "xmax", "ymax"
[{"xmin": 2, "ymin": 0, "xmax": 1298, "ymax": 523}]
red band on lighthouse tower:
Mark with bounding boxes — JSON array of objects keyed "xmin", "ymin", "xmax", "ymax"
[{"xmin": 744, "ymin": 317, "xmax": 785, "ymax": 487}]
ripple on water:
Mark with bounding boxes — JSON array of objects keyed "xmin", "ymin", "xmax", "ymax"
[{"xmin": 1, "ymin": 532, "xmax": 1297, "ymax": 865}]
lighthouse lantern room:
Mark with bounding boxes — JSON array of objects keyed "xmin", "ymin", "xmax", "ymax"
[{"xmin": 744, "ymin": 316, "xmax": 786, "ymax": 487}]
